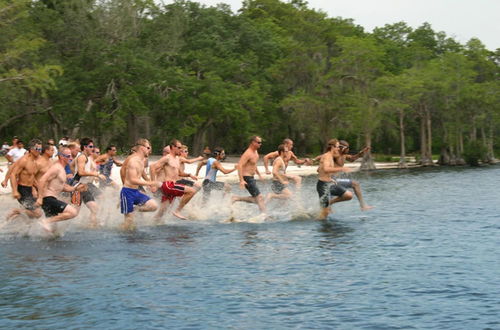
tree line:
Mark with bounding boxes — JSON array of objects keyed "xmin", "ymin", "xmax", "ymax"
[{"xmin": 1, "ymin": 0, "xmax": 499, "ymax": 168}]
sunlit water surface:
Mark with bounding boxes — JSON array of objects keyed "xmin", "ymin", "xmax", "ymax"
[{"xmin": 1, "ymin": 166, "xmax": 499, "ymax": 329}]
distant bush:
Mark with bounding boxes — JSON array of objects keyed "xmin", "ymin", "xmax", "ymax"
[{"xmin": 463, "ymin": 140, "xmax": 487, "ymax": 166}]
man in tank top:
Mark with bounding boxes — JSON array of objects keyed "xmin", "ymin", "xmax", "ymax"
[{"xmin": 202, "ymin": 147, "xmax": 236, "ymax": 202}]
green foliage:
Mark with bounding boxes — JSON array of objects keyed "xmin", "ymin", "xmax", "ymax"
[
  {"xmin": 463, "ymin": 140, "xmax": 488, "ymax": 166},
  {"xmin": 0, "ymin": 0, "xmax": 498, "ymax": 161}
]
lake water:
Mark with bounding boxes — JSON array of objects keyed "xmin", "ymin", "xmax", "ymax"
[{"xmin": 1, "ymin": 166, "xmax": 499, "ymax": 329}]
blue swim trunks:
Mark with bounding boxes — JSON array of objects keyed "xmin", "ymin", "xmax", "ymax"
[{"xmin": 120, "ymin": 187, "xmax": 150, "ymax": 214}]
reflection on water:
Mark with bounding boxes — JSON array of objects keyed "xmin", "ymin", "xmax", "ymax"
[{"xmin": 1, "ymin": 166, "xmax": 500, "ymax": 328}]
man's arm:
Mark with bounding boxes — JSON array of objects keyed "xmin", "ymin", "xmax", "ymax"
[
  {"xmin": 195, "ymin": 159, "xmax": 207, "ymax": 176},
  {"xmin": 181, "ymin": 156, "xmax": 204, "ymax": 164},
  {"xmin": 345, "ymin": 146, "xmax": 370, "ymax": 162},
  {"xmin": 128, "ymin": 159, "xmax": 154, "ymax": 186},
  {"xmin": 149, "ymin": 155, "xmax": 169, "ymax": 182},
  {"xmin": 237, "ymin": 152, "xmax": 249, "ymax": 188},
  {"xmin": 9, "ymin": 157, "xmax": 27, "ymax": 198},
  {"xmin": 112, "ymin": 156, "xmax": 123, "ymax": 167},
  {"xmin": 263, "ymin": 151, "xmax": 278, "ymax": 174},
  {"xmin": 94, "ymin": 154, "xmax": 108, "ymax": 165},
  {"xmin": 323, "ymin": 157, "xmax": 351, "ymax": 174},
  {"xmin": 214, "ymin": 161, "xmax": 237, "ymax": 175},
  {"xmin": 289, "ymin": 152, "xmax": 308, "ymax": 165}
]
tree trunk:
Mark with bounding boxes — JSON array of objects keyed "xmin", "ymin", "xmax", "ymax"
[
  {"xmin": 398, "ymin": 109, "xmax": 408, "ymax": 168},
  {"xmin": 191, "ymin": 119, "xmax": 214, "ymax": 155},
  {"xmin": 455, "ymin": 129, "xmax": 466, "ymax": 165},
  {"xmin": 419, "ymin": 107, "xmax": 432, "ymax": 166},
  {"xmin": 425, "ymin": 105, "xmax": 433, "ymax": 165},
  {"xmin": 360, "ymin": 133, "xmax": 376, "ymax": 170},
  {"xmin": 487, "ymin": 121, "xmax": 496, "ymax": 163}
]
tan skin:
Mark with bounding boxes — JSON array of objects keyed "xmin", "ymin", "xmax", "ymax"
[
  {"xmin": 75, "ymin": 143, "xmax": 106, "ymax": 228},
  {"xmin": 35, "ymin": 148, "xmax": 55, "ymax": 186},
  {"xmin": 7, "ymin": 146, "xmax": 43, "ymax": 219},
  {"xmin": 36, "ymin": 150, "xmax": 85, "ymax": 233},
  {"xmin": 121, "ymin": 143, "xmax": 158, "ymax": 230},
  {"xmin": 232, "ymin": 137, "xmax": 266, "ymax": 214},
  {"xmin": 150, "ymin": 142, "xmax": 198, "ymax": 220},
  {"xmin": 333, "ymin": 144, "xmax": 373, "ymax": 211},
  {"xmin": 263, "ymin": 140, "xmax": 310, "ymax": 187},
  {"xmin": 317, "ymin": 144, "xmax": 353, "ymax": 220},
  {"xmin": 265, "ymin": 152, "xmax": 292, "ymax": 202}
]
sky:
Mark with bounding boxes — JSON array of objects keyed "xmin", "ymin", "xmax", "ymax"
[{"xmin": 160, "ymin": 0, "xmax": 500, "ymax": 51}]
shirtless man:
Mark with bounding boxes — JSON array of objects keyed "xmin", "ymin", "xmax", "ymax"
[
  {"xmin": 177, "ymin": 145, "xmax": 203, "ymax": 189},
  {"xmin": 6, "ymin": 139, "xmax": 43, "ymax": 220},
  {"xmin": 334, "ymin": 140, "xmax": 373, "ymax": 211},
  {"xmin": 202, "ymin": 147, "xmax": 237, "ymax": 202},
  {"xmin": 73, "ymin": 138, "xmax": 106, "ymax": 227},
  {"xmin": 150, "ymin": 139, "xmax": 199, "ymax": 220},
  {"xmin": 232, "ymin": 136, "xmax": 266, "ymax": 214},
  {"xmin": 263, "ymin": 138, "xmax": 310, "ymax": 188},
  {"xmin": 266, "ymin": 144, "xmax": 292, "ymax": 202},
  {"xmin": 36, "ymin": 147, "xmax": 85, "ymax": 233},
  {"xmin": 120, "ymin": 139, "xmax": 158, "ymax": 230},
  {"xmin": 95, "ymin": 145, "xmax": 122, "ymax": 189},
  {"xmin": 317, "ymin": 139, "xmax": 353, "ymax": 220},
  {"xmin": 34, "ymin": 143, "xmax": 55, "ymax": 188}
]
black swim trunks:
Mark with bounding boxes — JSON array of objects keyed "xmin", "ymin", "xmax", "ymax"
[
  {"xmin": 42, "ymin": 196, "xmax": 68, "ymax": 217},
  {"xmin": 176, "ymin": 179, "xmax": 195, "ymax": 187},
  {"xmin": 316, "ymin": 180, "xmax": 347, "ymax": 208},
  {"xmin": 17, "ymin": 185, "xmax": 37, "ymax": 210},
  {"xmin": 271, "ymin": 180, "xmax": 285, "ymax": 194},
  {"xmin": 243, "ymin": 176, "xmax": 261, "ymax": 197},
  {"xmin": 81, "ymin": 183, "xmax": 101, "ymax": 204}
]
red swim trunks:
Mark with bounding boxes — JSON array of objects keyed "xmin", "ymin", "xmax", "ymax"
[{"xmin": 160, "ymin": 181, "xmax": 186, "ymax": 202}]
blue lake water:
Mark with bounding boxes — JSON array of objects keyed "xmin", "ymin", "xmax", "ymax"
[{"xmin": 1, "ymin": 166, "xmax": 499, "ymax": 329}]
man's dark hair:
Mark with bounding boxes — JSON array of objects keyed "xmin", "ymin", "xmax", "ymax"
[
  {"xmin": 42, "ymin": 143, "xmax": 52, "ymax": 153},
  {"xmin": 169, "ymin": 139, "xmax": 181, "ymax": 147},
  {"xmin": 212, "ymin": 147, "xmax": 224, "ymax": 157},
  {"xmin": 17, "ymin": 140, "xmax": 24, "ymax": 145},
  {"xmin": 80, "ymin": 137, "xmax": 93, "ymax": 151},
  {"xmin": 277, "ymin": 144, "xmax": 286, "ymax": 154},
  {"xmin": 28, "ymin": 139, "xmax": 42, "ymax": 149},
  {"xmin": 106, "ymin": 145, "xmax": 117, "ymax": 152}
]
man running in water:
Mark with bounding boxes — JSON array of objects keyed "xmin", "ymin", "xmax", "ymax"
[
  {"xmin": 120, "ymin": 139, "xmax": 158, "ymax": 230},
  {"xmin": 150, "ymin": 139, "xmax": 199, "ymax": 220},
  {"xmin": 232, "ymin": 136, "xmax": 266, "ymax": 214},
  {"xmin": 35, "ymin": 143, "xmax": 55, "ymax": 187},
  {"xmin": 95, "ymin": 145, "xmax": 122, "ymax": 189},
  {"xmin": 263, "ymin": 138, "xmax": 310, "ymax": 188},
  {"xmin": 266, "ymin": 144, "xmax": 292, "ymax": 202},
  {"xmin": 334, "ymin": 140, "xmax": 373, "ymax": 211},
  {"xmin": 73, "ymin": 138, "xmax": 106, "ymax": 227},
  {"xmin": 6, "ymin": 139, "xmax": 43, "ymax": 220},
  {"xmin": 202, "ymin": 147, "xmax": 236, "ymax": 202},
  {"xmin": 317, "ymin": 139, "xmax": 353, "ymax": 220},
  {"xmin": 36, "ymin": 147, "xmax": 86, "ymax": 234},
  {"xmin": 176, "ymin": 145, "xmax": 202, "ymax": 189}
]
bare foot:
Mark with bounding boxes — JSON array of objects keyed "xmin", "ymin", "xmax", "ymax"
[
  {"xmin": 120, "ymin": 221, "xmax": 136, "ymax": 231},
  {"xmin": 361, "ymin": 205, "xmax": 374, "ymax": 211},
  {"xmin": 173, "ymin": 210, "xmax": 188, "ymax": 220},
  {"xmin": 318, "ymin": 208, "xmax": 330, "ymax": 220},
  {"xmin": 6, "ymin": 209, "xmax": 21, "ymax": 220},
  {"xmin": 39, "ymin": 219, "xmax": 55, "ymax": 234}
]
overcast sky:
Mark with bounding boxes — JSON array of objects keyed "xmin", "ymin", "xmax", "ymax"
[{"xmin": 161, "ymin": 0, "xmax": 499, "ymax": 51}]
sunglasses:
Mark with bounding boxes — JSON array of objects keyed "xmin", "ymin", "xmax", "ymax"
[
  {"xmin": 59, "ymin": 153, "xmax": 72, "ymax": 159},
  {"xmin": 86, "ymin": 145, "xmax": 94, "ymax": 149},
  {"xmin": 138, "ymin": 144, "xmax": 151, "ymax": 150},
  {"xmin": 254, "ymin": 141, "xmax": 262, "ymax": 144},
  {"xmin": 34, "ymin": 147, "xmax": 42, "ymax": 152}
]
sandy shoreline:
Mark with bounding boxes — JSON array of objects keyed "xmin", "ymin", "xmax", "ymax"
[{"xmin": 0, "ymin": 157, "xmax": 420, "ymax": 196}]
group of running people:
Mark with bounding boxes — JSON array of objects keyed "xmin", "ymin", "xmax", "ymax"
[{"xmin": 1, "ymin": 135, "xmax": 372, "ymax": 234}]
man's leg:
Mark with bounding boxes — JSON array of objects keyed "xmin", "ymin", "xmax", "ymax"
[
  {"xmin": 86, "ymin": 201, "xmax": 99, "ymax": 228},
  {"xmin": 351, "ymin": 180, "xmax": 374, "ymax": 211},
  {"xmin": 40, "ymin": 204, "xmax": 78, "ymax": 233},
  {"xmin": 173, "ymin": 186, "xmax": 198, "ymax": 220},
  {"xmin": 329, "ymin": 191, "xmax": 353, "ymax": 205}
]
